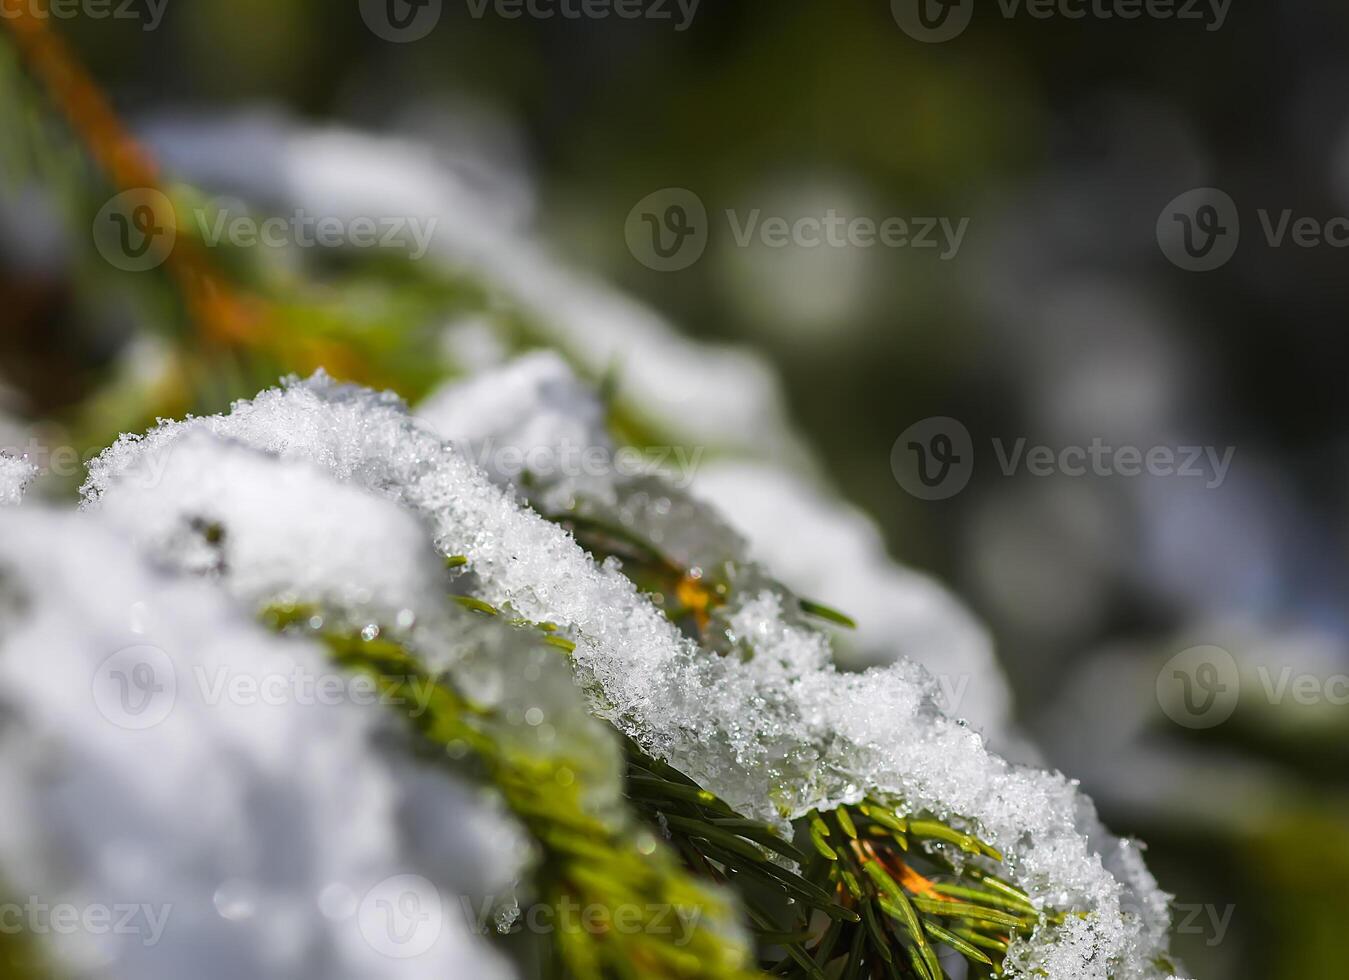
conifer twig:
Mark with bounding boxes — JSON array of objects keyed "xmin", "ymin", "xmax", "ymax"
[{"xmin": 2, "ymin": 5, "xmax": 258, "ymax": 345}]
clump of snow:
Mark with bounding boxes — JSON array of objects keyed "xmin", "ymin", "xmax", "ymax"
[
  {"xmin": 418, "ymin": 352, "xmax": 745, "ymax": 575},
  {"xmin": 83, "ymin": 374, "xmax": 1186, "ymax": 980},
  {"xmin": 418, "ymin": 349, "xmax": 610, "ymax": 492},
  {"xmin": 0, "ymin": 453, "xmax": 36, "ymax": 506},
  {"xmin": 90, "ymin": 432, "xmax": 451, "ymax": 640},
  {"xmin": 0, "ymin": 508, "xmax": 522, "ymax": 980},
  {"xmin": 83, "ymin": 428, "xmax": 628, "ymax": 821}
]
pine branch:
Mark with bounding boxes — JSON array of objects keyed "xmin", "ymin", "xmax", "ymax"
[
  {"xmin": 261, "ymin": 602, "xmax": 758, "ymax": 980},
  {"xmin": 435, "ymin": 529, "xmax": 1058, "ymax": 979},
  {"xmin": 315, "ymin": 532, "xmax": 1056, "ymax": 980},
  {"xmin": 532, "ymin": 504, "xmax": 1065, "ymax": 980},
  {"xmin": 621, "ymin": 743, "xmax": 1052, "ymax": 980}
]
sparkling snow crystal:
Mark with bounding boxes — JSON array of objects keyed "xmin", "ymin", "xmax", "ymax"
[
  {"xmin": 695, "ymin": 460, "xmax": 1014, "ymax": 739},
  {"xmin": 83, "ymin": 373, "xmax": 1187, "ymax": 980},
  {"xmin": 0, "ymin": 453, "xmax": 36, "ymax": 506}
]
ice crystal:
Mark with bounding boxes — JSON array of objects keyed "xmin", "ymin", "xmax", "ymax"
[{"xmin": 0, "ymin": 453, "xmax": 36, "ymax": 506}]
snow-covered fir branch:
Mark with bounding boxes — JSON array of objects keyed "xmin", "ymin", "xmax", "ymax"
[{"xmin": 59, "ymin": 364, "xmax": 1190, "ymax": 980}]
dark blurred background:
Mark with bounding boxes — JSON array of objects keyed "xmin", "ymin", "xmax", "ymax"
[{"xmin": 6, "ymin": 2, "xmax": 1349, "ymax": 977}]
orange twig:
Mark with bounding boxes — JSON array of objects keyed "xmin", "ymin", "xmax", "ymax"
[
  {"xmin": 2, "ymin": 2, "xmax": 261, "ymax": 345},
  {"xmin": 858, "ymin": 838, "xmax": 943, "ymax": 900}
]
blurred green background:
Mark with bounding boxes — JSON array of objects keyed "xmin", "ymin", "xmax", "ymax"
[{"xmin": 5, "ymin": 2, "xmax": 1349, "ymax": 977}]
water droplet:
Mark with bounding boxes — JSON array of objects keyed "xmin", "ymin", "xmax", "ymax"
[
  {"xmin": 317, "ymin": 883, "xmax": 357, "ymax": 921},
  {"xmin": 213, "ymin": 880, "xmax": 256, "ymax": 921},
  {"xmin": 495, "ymin": 898, "xmax": 521, "ymax": 934},
  {"xmin": 128, "ymin": 601, "xmax": 150, "ymax": 635}
]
